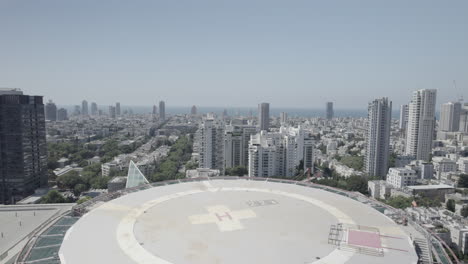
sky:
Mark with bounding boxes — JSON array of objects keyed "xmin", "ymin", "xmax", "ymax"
[{"xmin": 1, "ymin": 0, "xmax": 467, "ymax": 109}]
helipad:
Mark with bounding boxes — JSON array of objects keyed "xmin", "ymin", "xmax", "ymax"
[{"xmin": 59, "ymin": 179, "xmax": 418, "ymax": 264}]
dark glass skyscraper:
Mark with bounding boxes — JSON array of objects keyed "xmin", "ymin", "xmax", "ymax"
[{"xmin": 0, "ymin": 89, "xmax": 47, "ymax": 204}]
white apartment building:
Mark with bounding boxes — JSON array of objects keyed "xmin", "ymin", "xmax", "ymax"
[
  {"xmin": 196, "ymin": 119, "xmax": 225, "ymax": 171},
  {"xmin": 386, "ymin": 167, "xmax": 417, "ymax": 188},
  {"xmin": 433, "ymin": 157, "xmax": 458, "ymax": 175},
  {"xmin": 405, "ymin": 89, "xmax": 437, "ymax": 161},
  {"xmin": 458, "ymin": 158, "xmax": 468, "ymax": 173},
  {"xmin": 248, "ymin": 126, "xmax": 314, "ymax": 178}
]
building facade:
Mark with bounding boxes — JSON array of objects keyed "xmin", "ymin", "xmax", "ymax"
[
  {"xmin": 248, "ymin": 126, "xmax": 314, "ymax": 178},
  {"xmin": 365, "ymin": 97, "xmax": 392, "ymax": 178},
  {"xmin": 90, "ymin": 102, "xmax": 98, "ymax": 116},
  {"xmin": 81, "ymin": 100, "xmax": 89, "ymax": 116},
  {"xmin": 399, "ymin": 104, "xmax": 409, "ymax": 131},
  {"xmin": 159, "ymin": 101, "xmax": 166, "ymax": 121},
  {"xmin": 386, "ymin": 168, "xmax": 417, "ymax": 188},
  {"xmin": 57, "ymin": 108, "xmax": 68, "ymax": 121},
  {"xmin": 405, "ymin": 89, "xmax": 437, "ymax": 161},
  {"xmin": 258, "ymin": 102, "xmax": 270, "ymax": 131},
  {"xmin": 440, "ymin": 102, "xmax": 462, "ymax": 132},
  {"xmin": 115, "ymin": 102, "xmax": 121, "ymax": 116},
  {"xmin": 0, "ymin": 89, "xmax": 47, "ymax": 204},
  {"xmin": 326, "ymin": 102, "xmax": 334, "ymax": 120},
  {"xmin": 196, "ymin": 119, "xmax": 225, "ymax": 171},
  {"xmin": 45, "ymin": 100, "xmax": 57, "ymax": 121}
]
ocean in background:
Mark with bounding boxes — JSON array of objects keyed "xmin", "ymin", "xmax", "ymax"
[{"xmin": 59, "ymin": 105, "xmax": 407, "ymax": 119}]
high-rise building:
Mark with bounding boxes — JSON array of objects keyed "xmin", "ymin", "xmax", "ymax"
[
  {"xmin": 81, "ymin": 100, "xmax": 89, "ymax": 116},
  {"xmin": 0, "ymin": 89, "xmax": 47, "ymax": 204},
  {"xmin": 258, "ymin": 102, "xmax": 270, "ymax": 131},
  {"xmin": 365, "ymin": 98, "xmax": 392, "ymax": 178},
  {"xmin": 223, "ymin": 124, "xmax": 257, "ymax": 170},
  {"xmin": 196, "ymin": 119, "xmax": 225, "ymax": 171},
  {"xmin": 399, "ymin": 104, "xmax": 409, "ymax": 131},
  {"xmin": 109, "ymin": 106, "xmax": 116, "ymax": 118},
  {"xmin": 326, "ymin": 102, "xmax": 334, "ymax": 120},
  {"xmin": 460, "ymin": 103, "xmax": 468, "ymax": 133},
  {"xmin": 73, "ymin": 105, "xmax": 81, "ymax": 116},
  {"xmin": 224, "ymin": 130, "xmax": 243, "ymax": 169},
  {"xmin": 248, "ymin": 126, "xmax": 314, "ymax": 178},
  {"xmin": 280, "ymin": 112, "xmax": 288, "ymax": 124},
  {"xmin": 405, "ymin": 89, "xmax": 437, "ymax": 161},
  {"xmin": 45, "ymin": 100, "xmax": 57, "ymax": 121},
  {"xmin": 191, "ymin": 105, "xmax": 197, "ymax": 116},
  {"xmin": 91, "ymin": 102, "xmax": 98, "ymax": 116},
  {"xmin": 57, "ymin": 108, "xmax": 68, "ymax": 121},
  {"xmin": 116, "ymin": 102, "xmax": 121, "ymax": 116},
  {"xmin": 159, "ymin": 101, "xmax": 166, "ymax": 121},
  {"xmin": 439, "ymin": 101, "xmax": 462, "ymax": 132}
]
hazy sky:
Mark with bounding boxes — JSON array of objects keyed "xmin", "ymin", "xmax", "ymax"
[{"xmin": 1, "ymin": 1, "xmax": 467, "ymax": 109}]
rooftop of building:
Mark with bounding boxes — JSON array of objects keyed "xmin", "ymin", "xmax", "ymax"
[{"xmin": 60, "ymin": 178, "xmax": 417, "ymax": 264}]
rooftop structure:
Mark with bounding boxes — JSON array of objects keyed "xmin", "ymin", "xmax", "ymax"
[{"xmin": 60, "ymin": 179, "xmax": 418, "ymax": 264}]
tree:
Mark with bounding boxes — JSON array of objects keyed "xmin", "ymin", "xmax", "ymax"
[
  {"xmin": 386, "ymin": 196, "xmax": 412, "ymax": 209},
  {"xmin": 459, "ymin": 174, "xmax": 468, "ymax": 188},
  {"xmin": 461, "ymin": 206, "xmax": 468, "ymax": 218},
  {"xmin": 446, "ymin": 199, "xmax": 456, "ymax": 212},
  {"xmin": 346, "ymin": 175, "xmax": 368, "ymax": 194},
  {"xmin": 41, "ymin": 190, "xmax": 66, "ymax": 204},
  {"xmin": 225, "ymin": 166, "xmax": 248, "ymax": 176},
  {"xmin": 57, "ymin": 171, "xmax": 84, "ymax": 189},
  {"xmin": 74, "ymin": 183, "xmax": 88, "ymax": 196},
  {"xmin": 90, "ymin": 176, "xmax": 111, "ymax": 189}
]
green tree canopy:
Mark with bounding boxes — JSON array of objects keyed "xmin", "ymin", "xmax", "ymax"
[
  {"xmin": 225, "ymin": 166, "xmax": 248, "ymax": 176},
  {"xmin": 41, "ymin": 190, "xmax": 66, "ymax": 204},
  {"xmin": 57, "ymin": 171, "xmax": 84, "ymax": 189}
]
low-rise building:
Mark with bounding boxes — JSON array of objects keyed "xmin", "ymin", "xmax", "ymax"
[{"xmin": 386, "ymin": 168, "xmax": 417, "ymax": 188}]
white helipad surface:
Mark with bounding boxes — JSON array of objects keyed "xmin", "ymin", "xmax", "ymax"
[{"xmin": 59, "ymin": 179, "xmax": 418, "ymax": 264}]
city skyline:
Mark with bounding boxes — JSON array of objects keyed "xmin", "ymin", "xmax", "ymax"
[{"xmin": 1, "ymin": 1, "xmax": 467, "ymax": 108}]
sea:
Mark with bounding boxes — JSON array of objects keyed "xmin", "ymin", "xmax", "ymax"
[{"xmin": 60, "ymin": 105, "xmax": 409, "ymax": 119}]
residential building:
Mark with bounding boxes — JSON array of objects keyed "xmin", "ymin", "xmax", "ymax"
[
  {"xmin": 159, "ymin": 100, "xmax": 166, "ymax": 121},
  {"xmin": 460, "ymin": 103, "xmax": 468, "ymax": 133},
  {"xmin": 248, "ymin": 126, "xmax": 314, "ymax": 178},
  {"xmin": 280, "ymin": 112, "xmax": 288, "ymax": 124},
  {"xmin": 91, "ymin": 102, "xmax": 98, "ymax": 116},
  {"xmin": 0, "ymin": 89, "xmax": 47, "ymax": 204},
  {"xmin": 81, "ymin": 100, "xmax": 89, "ymax": 116},
  {"xmin": 399, "ymin": 104, "xmax": 409, "ymax": 131},
  {"xmin": 458, "ymin": 158, "xmax": 468, "ymax": 173},
  {"xmin": 45, "ymin": 100, "xmax": 57, "ymax": 121},
  {"xmin": 57, "ymin": 108, "xmax": 68, "ymax": 121},
  {"xmin": 440, "ymin": 102, "xmax": 462, "ymax": 132},
  {"xmin": 326, "ymin": 102, "xmax": 334, "ymax": 120},
  {"xmin": 196, "ymin": 119, "xmax": 225, "ymax": 171},
  {"xmin": 258, "ymin": 102, "xmax": 270, "ymax": 131},
  {"xmin": 191, "ymin": 105, "xmax": 197, "ymax": 116},
  {"xmin": 116, "ymin": 102, "xmax": 121, "ymax": 116},
  {"xmin": 386, "ymin": 168, "xmax": 417, "ymax": 188},
  {"xmin": 365, "ymin": 97, "xmax": 392, "ymax": 178},
  {"xmin": 109, "ymin": 106, "xmax": 116, "ymax": 119},
  {"xmin": 405, "ymin": 89, "xmax": 437, "ymax": 161}
]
